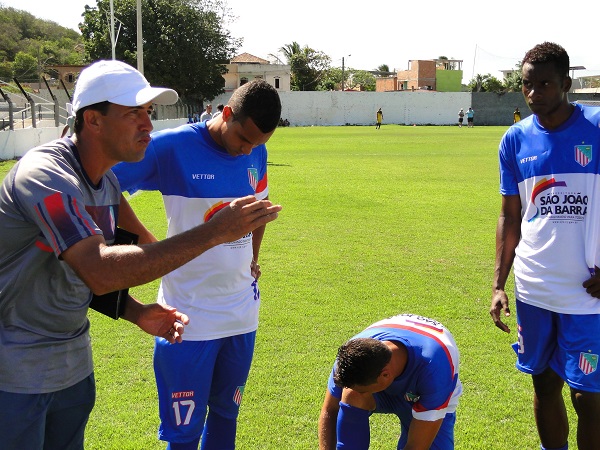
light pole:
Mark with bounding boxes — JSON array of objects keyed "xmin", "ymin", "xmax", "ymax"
[
  {"xmin": 341, "ymin": 54, "xmax": 351, "ymax": 91},
  {"xmin": 110, "ymin": 0, "xmax": 115, "ymax": 59},
  {"xmin": 136, "ymin": 0, "xmax": 143, "ymax": 74}
]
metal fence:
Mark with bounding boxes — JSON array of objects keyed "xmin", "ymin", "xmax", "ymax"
[{"xmin": 1, "ymin": 77, "xmax": 191, "ymax": 131}]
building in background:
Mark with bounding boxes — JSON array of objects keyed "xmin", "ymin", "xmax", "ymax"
[
  {"xmin": 376, "ymin": 58, "xmax": 463, "ymax": 92},
  {"xmin": 223, "ymin": 53, "xmax": 291, "ymax": 93}
]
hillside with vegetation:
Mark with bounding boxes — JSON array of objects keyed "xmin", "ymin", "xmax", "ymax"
[{"xmin": 0, "ymin": 5, "xmax": 84, "ymax": 83}]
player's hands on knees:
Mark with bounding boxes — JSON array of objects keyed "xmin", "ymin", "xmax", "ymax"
[
  {"xmin": 210, "ymin": 195, "xmax": 282, "ymax": 243},
  {"xmin": 490, "ymin": 289, "xmax": 511, "ymax": 333},
  {"xmin": 583, "ymin": 267, "xmax": 600, "ymax": 299}
]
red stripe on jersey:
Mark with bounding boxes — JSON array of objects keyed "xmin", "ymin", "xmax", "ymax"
[{"xmin": 256, "ymin": 173, "xmax": 268, "ymax": 195}]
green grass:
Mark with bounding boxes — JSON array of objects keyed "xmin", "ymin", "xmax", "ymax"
[{"xmin": 1, "ymin": 125, "xmax": 578, "ymax": 448}]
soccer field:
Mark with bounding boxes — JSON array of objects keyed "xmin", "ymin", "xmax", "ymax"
[{"xmin": 1, "ymin": 125, "xmax": 578, "ymax": 448}]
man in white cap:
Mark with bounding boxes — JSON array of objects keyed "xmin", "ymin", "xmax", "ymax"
[{"xmin": 0, "ymin": 60, "xmax": 281, "ymax": 450}]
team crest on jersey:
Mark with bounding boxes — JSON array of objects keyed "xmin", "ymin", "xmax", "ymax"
[
  {"xmin": 233, "ymin": 385, "xmax": 245, "ymax": 406},
  {"xmin": 579, "ymin": 352, "xmax": 598, "ymax": 375},
  {"xmin": 404, "ymin": 391, "xmax": 420, "ymax": 403},
  {"xmin": 247, "ymin": 168, "xmax": 258, "ymax": 191},
  {"xmin": 575, "ymin": 145, "xmax": 592, "ymax": 167}
]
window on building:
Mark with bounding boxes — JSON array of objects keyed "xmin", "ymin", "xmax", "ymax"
[
  {"xmin": 240, "ymin": 77, "xmax": 248, "ymax": 86},
  {"xmin": 274, "ymin": 78, "xmax": 280, "ymax": 89},
  {"xmin": 66, "ymin": 73, "xmax": 75, "ymax": 83}
]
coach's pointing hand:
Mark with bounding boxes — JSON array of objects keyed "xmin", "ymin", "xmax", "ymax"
[{"xmin": 208, "ymin": 196, "xmax": 282, "ymax": 245}]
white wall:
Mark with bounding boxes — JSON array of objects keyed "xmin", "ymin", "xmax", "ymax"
[
  {"xmin": 0, "ymin": 118, "xmax": 187, "ymax": 160},
  {"xmin": 1, "ymin": 91, "xmax": 474, "ymax": 159},
  {"xmin": 211, "ymin": 91, "xmax": 471, "ymax": 127}
]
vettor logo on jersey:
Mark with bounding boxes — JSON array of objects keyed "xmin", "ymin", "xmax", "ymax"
[
  {"xmin": 579, "ymin": 352, "xmax": 598, "ymax": 375},
  {"xmin": 575, "ymin": 145, "xmax": 592, "ymax": 167},
  {"xmin": 248, "ymin": 168, "xmax": 258, "ymax": 191}
]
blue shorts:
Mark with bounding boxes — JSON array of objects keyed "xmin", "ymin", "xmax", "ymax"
[
  {"xmin": 0, "ymin": 373, "xmax": 95, "ymax": 450},
  {"xmin": 154, "ymin": 332, "xmax": 256, "ymax": 443},
  {"xmin": 514, "ymin": 300, "xmax": 600, "ymax": 392}
]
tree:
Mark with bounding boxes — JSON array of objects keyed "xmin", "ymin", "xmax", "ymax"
[
  {"xmin": 0, "ymin": 5, "xmax": 84, "ymax": 66},
  {"xmin": 279, "ymin": 41, "xmax": 302, "ymax": 63},
  {"xmin": 317, "ymin": 66, "xmax": 340, "ymax": 91},
  {"xmin": 349, "ymin": 70, "xmax": 376, "ymax": 91},
  {"xmin": 279, "ymin": 41, "xmax": 330, "ymax": 91},
  {"xmin": 377, "ymin": 64, "xmax": 389, "ymax": 73},
  {"xmin": 0, "ymin": 61, "xmax": 13, "ymax": 80},
  {"xmin": 587, "ymin": 76, "xmax": 600, "ymax": 89},
  {"xmin": 503, "ymin": 62, "xmax": 522, "ymax": 92},
  {"xmin": 80, "ymin": 0, "xmax": 240, "ymax": 103},
  {"xmin": 467, "ymin": 73, "xmax": 504, "ymax": 93},
  {"xmin": 12, "ymin": 51, "xmax": 37, "ymax": 80}
]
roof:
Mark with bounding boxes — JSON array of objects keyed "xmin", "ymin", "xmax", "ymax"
[{"xmin": 230, "ymin": 53, "xmax": 270, "ymax": 65}]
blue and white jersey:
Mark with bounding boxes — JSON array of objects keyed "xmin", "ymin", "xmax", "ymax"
[
  {"xmin": 499, "ymin": 104, "xmax": 600, "ymax": 313},
  {"xmin": 327, "ymin": 314, "xmax": 462, "ymax": 423},
  {"xmin": 112, "ymin": 122, "xmax": 268, "ymax": 340}
]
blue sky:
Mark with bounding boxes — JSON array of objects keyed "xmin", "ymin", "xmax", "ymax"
[{"xmin": 3, "ymin": 0, "xmax": 598, "ymax": 84}]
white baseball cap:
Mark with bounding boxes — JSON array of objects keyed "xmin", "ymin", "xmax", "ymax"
[{"xmin": 72, "ymin": 60, "xmax": 178, "ymax": 113}]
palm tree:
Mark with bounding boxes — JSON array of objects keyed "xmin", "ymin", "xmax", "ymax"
[{"xmin": 279, "ymin": 42, "xmax": 302, "ymax": 64}]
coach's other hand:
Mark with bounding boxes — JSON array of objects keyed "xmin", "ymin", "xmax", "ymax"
[{"xmin": 123, "ymin": 297, "xmax": 190, "ymax": 344}]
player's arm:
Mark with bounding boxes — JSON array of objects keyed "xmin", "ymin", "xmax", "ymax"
[
  {"xmin": 318, "ymin": 390, "xmax": 340, "ymax": 450},
  {"xmin": 327, "ymin": 388, "xmax": 373, "ymax": 450},
  {"xmin": 251, "ymin": 222, "xmax": 266, "ymax": 279},
  {"xmin": 250, "ymin": 190, "xmax": 269, "ymax": 279},
  {"xmin": 62, "ymin": 196, "xmax": 281, "ymax": 295},
  {"xmin": 490, "ymin": 194, "xmax": 521, "ymax": 333},
  {"xmin": 118, "ymin": 194, "xmax": 158, "ymax": 244},
  {"xmin": 318, "ymin": 391, "xmax": 371, "ymax": 450},
  {"xmin": 402, "ymin": 417, "xmax": 444, "ymax": 450}
]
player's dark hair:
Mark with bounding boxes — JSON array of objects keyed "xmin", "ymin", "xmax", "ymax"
[
  {"xmin": 333, "ymin": 338, "xmax": 392, "ymax": 388},
  {"xmin": 229, "ymin": 80, "xmax": 281, "ymax": 133},
  {"xmin": 74, "ymin": 101, "xmax": 111, "ymax": 134},
  {"xmin": 522, "ymin": 42, "xmax": 570, "ymax": 80}
]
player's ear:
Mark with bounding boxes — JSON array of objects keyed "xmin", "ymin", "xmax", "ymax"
[
  {"xmin": 562, "ymin": 75, "xmax": 572, "ymax": 93},
  {"xmin": 222, "ymin": 105, "xmax": 234, "ymax": 122}
]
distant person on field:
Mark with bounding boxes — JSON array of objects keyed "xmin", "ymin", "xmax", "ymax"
[
  {"xmin": 319, "ymin": 314, "xmax": 462, "ymax": 450},
  {"xmin": 490, "ymin": 41, "xmax": 600, "ymax": 450},
  {"xmin": 513, "ymin": 107, "xmax": 521, "ymax": 123},
  {"xmin": 458, "ymin": 108, "xmax": 465, "ymax": 127},
  {"xmin": 466, "ymin": 107, "xmax": 474, "ymax": 127},
  {"xmin": 376, "ymin": 107, "xmax": 383, "ymax": 129},
  {"xmin": 113, "ymin": 79, "xmax": 282, "ymax": 450},
  {"xmin": 212, "ymin": 103, "xmax": 224, "ymax": 119},
  {"xmin": 200, "ymin": 104, "xmax": 213, "ymax": 122},
  {"xmin": 0, "ymin": 60, "xmax": 281, "ymax": 450}
]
